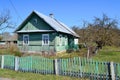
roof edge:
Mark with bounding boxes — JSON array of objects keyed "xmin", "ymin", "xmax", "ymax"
[{"xmin": 14, "ymin": 11, "xmax": 35, "ymax": 32}]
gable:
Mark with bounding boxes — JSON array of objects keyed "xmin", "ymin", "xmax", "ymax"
[
  {"xmin": 15, "ymin": 11, "xmax": 79, "ymax": 38},
  {"xmin": 17, "ymin": 13, "xmax": 54, "ymax": 32}
]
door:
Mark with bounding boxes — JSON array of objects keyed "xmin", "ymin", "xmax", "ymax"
[{"xmin": 68, "ymin": 36, "xmax": 74, "ymax": 49}]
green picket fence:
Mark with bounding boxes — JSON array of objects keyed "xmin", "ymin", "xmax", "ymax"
[
  {"xmin": 114, "ymin": 63, "xmax": 120, "ymax": 79},
  {"xmin": 4, "ymin": 55, "xmax": 15, "ymax": 70},
  {"xmin": 0, "ymin": 55, "xmax": 54, "ymax": 74},
  {"xmin": 59, "ymin": 57, "xmax": 110, "ymax": 79},
  {"xmin": 19, "ymin": 56, "xmax": 54, "ymax": 74},
  {"xmin": 0, "ymin": 55, "xmax": 1, "ymax": 67},
  {"xmin": 0, "ymin": 55, "xmax": 120, "ymax": 79}
]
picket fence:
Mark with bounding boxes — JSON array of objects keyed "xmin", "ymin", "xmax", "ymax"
[{"xmin": 0, "ymin": 55, "xmax": 120, "ymax": 80}]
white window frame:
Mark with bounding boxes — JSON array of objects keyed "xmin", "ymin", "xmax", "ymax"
[
  {"xmin": 42, "ymin": 34, "xmax": 49, "ymax": 46},
  {"xmin": 23, "ymin": 34, "xmax": 29, "ymax": 45},
  {"xmin": 59, "ymin": 35, "xmax": 62, "ymax": 46},
  {"xmin": 65, "ymin": 36, "xmax": 67, "ymax": 45}
]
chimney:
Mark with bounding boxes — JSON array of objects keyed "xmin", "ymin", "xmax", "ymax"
[{"xmin": 49, "ymin": 13, "xmax": 54, "ymax": 18}]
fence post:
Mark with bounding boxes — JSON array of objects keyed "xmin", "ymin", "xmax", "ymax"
[
  {"xmin": 15, "ymin": 57, "xmax": 19, "ymax": 71},
  {"xmin": 54, "ymin": 59, "xmax": 59, "ymax": 75},
  {"xmin": 1, "ymin": 55, "xmax": 4, "ymax": 69},
  {"xmin": 110, "ymin": 62, "xmax": 115, "ymax": 80}
]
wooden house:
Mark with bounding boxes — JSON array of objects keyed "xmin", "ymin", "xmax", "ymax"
[{"xmin": 15, "ymin": 11, "xmax": 79, "ymax": 53}]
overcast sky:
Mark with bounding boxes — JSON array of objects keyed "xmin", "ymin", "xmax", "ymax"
[{"xmin": 0, "ymin": 0, "xmax": 120, "ymax": 33}]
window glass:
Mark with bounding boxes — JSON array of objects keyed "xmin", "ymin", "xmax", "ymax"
[
  {"xmin": 23, "ymin": 35, "xmax": 29, "ymax": 45},
  {"xmin": 42, "ymin": 34, "xmax": 49, "ymax": 45}
]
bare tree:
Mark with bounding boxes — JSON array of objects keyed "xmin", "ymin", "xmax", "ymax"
[
  {"xmin": 89, "ymin": 14, "xmax": 118, "ymax": 47},
  {"xmin": 0, "ymin": 10, "xmax": 15, "ymax": 41},
  {"xmin": 0, "ymin": 10, "xmax": 14, "ymax": 31},
  {"xmin": 72, "ymin": 14, "xmax": 120, "ymax": 58}
]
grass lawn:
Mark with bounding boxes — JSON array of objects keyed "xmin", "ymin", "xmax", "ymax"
[
  {"xmin": 55, "ymin": 46, "xmax": 120, "ymax": 63},
  {"xmin": 0, "ymin": 46, "xmax": 120, "ymax": 63},
  {"xmin": 93, "ymin": 46, "xmax": 120, "ymax": 63},
  {"xmin": 0, "ymin": 69, "xmax": 89, "ymax": 80}
]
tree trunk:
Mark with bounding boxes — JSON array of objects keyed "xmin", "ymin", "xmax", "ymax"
[{"xmin": 87, "ymin": 47, "xmax": 90, "ymax": 59}]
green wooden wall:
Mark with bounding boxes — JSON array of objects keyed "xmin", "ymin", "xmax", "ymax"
[
  {"xmin": 55, "ymin": 33, "xmax": 69, "ymax": 52},
  {"xmin": 18, "ymin": 14, "xmax": 54, "ymax": 31},
  {"xmin": 18, "ymin": 32, "xmax": 56, "ymax": 52},
  {"xmin": 18, "ymin": 32, "xmax": 71, "ymax": 52}
]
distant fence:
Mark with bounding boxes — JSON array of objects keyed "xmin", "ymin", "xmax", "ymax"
[{"xmin": 0, "ymin": 55, "xmax": 120, "ymax": 80}]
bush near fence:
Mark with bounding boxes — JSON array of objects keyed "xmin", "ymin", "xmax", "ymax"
[{"xmin": 0, "ymin": 55, "xmax": 120, "ymax": 80}]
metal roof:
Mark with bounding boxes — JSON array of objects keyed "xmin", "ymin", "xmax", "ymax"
[{"xmin": 15, "ymin": 10, "xmax": 79, "ymax": 37}]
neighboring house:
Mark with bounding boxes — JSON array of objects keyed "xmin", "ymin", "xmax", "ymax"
[
  {"xmin": 15, "ymin": 11, "xmax": 79, "ymax": 53},
  {"xmin": 0, "ymin": 34, "xmax": 17, "ymax": 49}
]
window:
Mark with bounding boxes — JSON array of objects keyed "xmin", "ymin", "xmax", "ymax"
[
  {"xmin": 23, "ymin": 35, "xmax": 29, "ymax": 45},
  {"xmin": 59, "ymin": 35, "xmax": 62, "ymax": 46},
  {"xmin": 42, "ymin": 34, "xmax": 49, "ymax": 45},
  {"xmin": 65, "ymin": 36, "xmax": 67, "ymax": 45},
  {"xmin": 74, "ymin": 39, "xmax": 78, "ymax": 44},
  {"xmin": 33, "ymin": 18, "xmax": 37, "ymax": 24}
]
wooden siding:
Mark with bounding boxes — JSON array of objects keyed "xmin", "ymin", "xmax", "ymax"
[
  {"xmin": 55, "ymin": 33, "xmax": 69, "ymax": 52},
  {"xmin": 18, "ymin": 45, "xmax": 55, "ymax": 52},
  {"xmin": 18, "ymin": 32, "xmax": 77, "ymax": 52},
  {"xmin": 18, "ymin": 32, "xmax": 56, "ymax": 52},
  {"xmin": 19, "ymin": 14, "xmax": 54, "ymax": 31},
  {"xmin": 18, "ymin": 32, "xmax": 73, "ymax": 52}
]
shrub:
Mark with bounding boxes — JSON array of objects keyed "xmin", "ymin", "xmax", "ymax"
[
  {"xmin": 14, "ymin": 51, "xmax": 22, "ymax": 57},
  {"xmin": 78, "ymin": 43, "xmax": 86, "ymax": 49},
  {"xmin": 66, "ymin": 49, "xmax": 74, "ymax": 53},
  {"xmin": 7, "ymin": 44, "xmax": 22, "ymax": 57}
]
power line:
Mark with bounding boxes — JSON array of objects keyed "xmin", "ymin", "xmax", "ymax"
[{"xmin": 9, "ymin": 0, "xmax": 23, "ymax": 21}]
